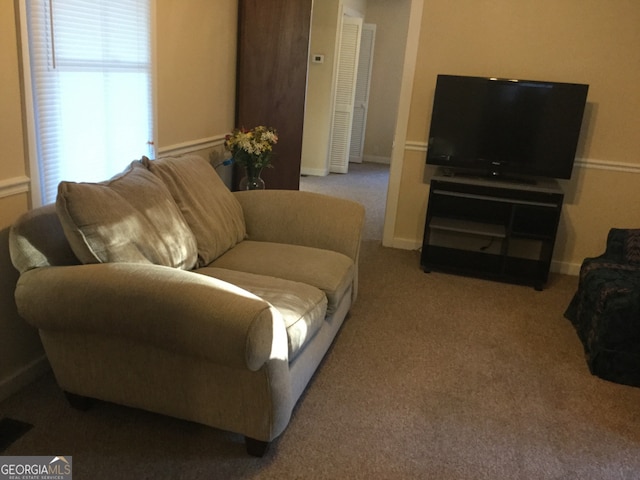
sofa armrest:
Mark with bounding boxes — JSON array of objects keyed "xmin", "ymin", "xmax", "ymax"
[
  {"xmin": 233, "ymin": 190, "xmax": 365, "ymax": 262},
  {"xmin": 607, "ymin": 228, "xmax": 640, "ymax": 264},
  {"xmin": 15, "ymin": 263, "xmax": 288, "ymax": 371},
  {"xmin": 603, "ymin": 228, "xmax": 629, "ymax": 262}
]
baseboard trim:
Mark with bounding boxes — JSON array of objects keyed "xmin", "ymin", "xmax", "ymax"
[
  {"xmin": 363, "ymin": 154, "xmax": 391, "ymax": 165},
  {"xmin": 387, "ymin": 236, "xmax": 580, "ymax": 278},
  {"xmin": 300, "ymin": 167, "xmax": 329, "ymax": 177},
  {"xmin": 0, "ymin": 355, "xmax": 50, "ymax": 402},
  {"xmin": 156, "ymin": 135, "xmax": 226, "ymax": 157},
  {"xmin": 386, "ymin": 236, "xmax": 421, "ymax": 251},
  {"xmin": 551, "ymin": 260, "xmax": 580, "ymax": 277}
]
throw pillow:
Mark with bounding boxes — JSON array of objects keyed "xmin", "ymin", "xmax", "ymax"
[
  {"xmin": 56, "ymin": 161, "xmax": 198, "ymax": 269},
  {"xmin": 143, "ymin": 154, "xmax": 246, "ymax": 267}
]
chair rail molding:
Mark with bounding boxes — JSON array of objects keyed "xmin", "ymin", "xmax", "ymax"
[
  {"xmin": 404, "ymin": 140, "xmax": 428, "ymax": 152},
  {"xmin": 403, "ymin": 141, "xmax": 640, "ymax": 174},
  {"xmin": 0, "ymin": 176, "xmax": 30, "ymax": 199},
  {"xmin": 573, "ymin": 158, "xmax": 640, "ymax": 174},
  {"xmin": 157, "ymin": 134, "xmax": 227, "ymax": 157}
]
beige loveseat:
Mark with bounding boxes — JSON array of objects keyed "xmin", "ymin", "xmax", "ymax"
[{"xmin": 9, "ymin": 154, "xmax": 364, "ymax": 456}]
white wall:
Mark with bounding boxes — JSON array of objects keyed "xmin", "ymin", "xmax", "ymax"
[{"xmin": 363, "ymin": 0, "xmax": 411, "ymax": 164}]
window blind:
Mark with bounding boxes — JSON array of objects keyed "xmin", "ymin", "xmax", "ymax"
[{"xmin": 25, "ymin": 0, "xmax": 153, "ymax": 205}]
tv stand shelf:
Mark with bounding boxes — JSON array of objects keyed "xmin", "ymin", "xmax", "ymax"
[{"xmin": 420, "ymin": 173, "xmax": 564, "ymax": 290}]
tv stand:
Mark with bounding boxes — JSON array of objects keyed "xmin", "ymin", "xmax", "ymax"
[
  {"xmin": 487, "ymin": 173, "xmax": 538, "ymax": 186},
  {"xmin": 420, "ymin": 171, "xmax": 564, "ymax": 290},
  {"xmin": 440, "ymin": 168, "xmax": 539, "ymax": 186}
]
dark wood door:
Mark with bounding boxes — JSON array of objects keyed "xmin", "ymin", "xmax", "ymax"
[{"xmin": 236, "ymin": 0, "xmax": 312, "ymax": 190}]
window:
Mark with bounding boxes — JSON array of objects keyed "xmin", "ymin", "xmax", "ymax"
[{"xmin": 21, "ymin": 0, "xmax": 154, "ymax": 205}]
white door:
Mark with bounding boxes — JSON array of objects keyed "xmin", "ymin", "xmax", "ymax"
[
  {"xmin": 349, "ymin": 24, "xmax": 376, "ymax": 164},
  {"xmin": 328, "ymin": 15, "xmax": 363, "ymax": 173}
]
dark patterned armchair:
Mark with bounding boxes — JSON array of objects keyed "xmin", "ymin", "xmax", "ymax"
[{"xmin": 564, "ymin": 228, "xmax": 640, "ymax": 387}]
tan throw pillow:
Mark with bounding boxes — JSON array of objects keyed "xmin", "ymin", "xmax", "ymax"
[
  {"xmin": 56, "ymin": 161, "xmax": 198, "ymax": 269},
  {"xmin": 143, "ymin": 154, "xmax": 246, "ymax": 267}
]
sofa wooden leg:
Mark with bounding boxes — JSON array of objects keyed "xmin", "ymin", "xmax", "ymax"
[
  {"xmin": 245, "ymin": 437, "xmax": 269, "ymax": 457},
  {"xmin": 64, "ymin": 391, "xmax": 93, "ymax": 411}
]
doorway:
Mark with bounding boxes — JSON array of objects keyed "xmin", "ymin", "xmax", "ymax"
[
  {"xmin": 300, "ymin": 162, "xmax": 389, "ymax": 241},
  {"xmin": 300, "ymin": 0, "xmax": 413, "ymax": 242}
]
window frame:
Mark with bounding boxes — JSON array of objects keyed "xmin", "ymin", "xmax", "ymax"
[{"xmin": 17, "ymin": 0, "xmax": 158, "ymax": 207}]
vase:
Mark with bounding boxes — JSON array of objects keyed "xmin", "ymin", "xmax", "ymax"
[{"xmin": 239, "ymin": 165, "xmax": 266, "ymax": 190}]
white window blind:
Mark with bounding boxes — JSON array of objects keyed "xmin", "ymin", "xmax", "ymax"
[{"xmin": 24, "ymin": 0, "xmax": 153, "ymax": 205}]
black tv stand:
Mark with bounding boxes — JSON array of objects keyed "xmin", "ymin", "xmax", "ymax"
[
  {"xmin": 420, "ymin": 171, "xmax": 564, "ymax": 290},
  {"xmin": 440, "ymin": 168, "xmax": 539, "ymax": 186},
  {"xmin": 487, "ymin": 173, "xmax": 539, "ymax": 186}
]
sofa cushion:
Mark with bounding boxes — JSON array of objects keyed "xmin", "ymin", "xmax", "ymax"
[
  {"xmin": 195, "ymin": 267, "xmax": 328, "ymax": 361},
  {"xmin": 143, "ymin": 154, "xmax": 246, "ymax": 267},
  {"xmin": 56, "ymin": 161, "xmax": 198, "ymax": 269},
  {"xmin": 210, "ymin": 240, "xmax": 354, "ymax": 315},
  {"xmin": 10, "ymin": 204, "xmax": 81, "ymax": 274}
]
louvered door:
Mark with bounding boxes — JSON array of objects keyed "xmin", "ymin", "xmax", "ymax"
[
  {"xmin": 349, "ymin": 24, "xmax": 376, "ymax": 164},
  {"xmin": 328, "ymin": 16, "xmax": 362, "ymax": 174}
]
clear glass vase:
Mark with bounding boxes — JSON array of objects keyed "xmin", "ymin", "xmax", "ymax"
[{"xmin": 239, "ymin": 165, "xmax": 265, "ymax": 190}]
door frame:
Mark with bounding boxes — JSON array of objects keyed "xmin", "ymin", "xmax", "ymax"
[
  {"xmin": 382, "ymin": 0, "xmax": 424, "ymax": 248},
  {"xmin": 349, "ymin": 23, "xmax": 376, "ymax": 164}
]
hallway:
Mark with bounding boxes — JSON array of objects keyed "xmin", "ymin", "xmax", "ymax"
[{"xmin": 300, "ymin": 162, "xmax": 388, "ymax": 241}]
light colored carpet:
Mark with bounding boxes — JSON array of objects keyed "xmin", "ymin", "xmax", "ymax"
[
  {"xmin": 3, "ymin": 166, "xmax": 640, "ymax": 478},
  {"xmin": 300, "ymin": 162, "xmax": 389, "ymax": 241}
]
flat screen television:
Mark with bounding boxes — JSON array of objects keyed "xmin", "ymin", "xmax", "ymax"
[{"xmin": 426, "ymin": 74, "xmax": 589, "ymax": 181}]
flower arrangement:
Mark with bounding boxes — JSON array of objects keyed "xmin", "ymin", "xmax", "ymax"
[{"xmin": 224, "ymin": 126, "xmax": 278, "ymax": 170}]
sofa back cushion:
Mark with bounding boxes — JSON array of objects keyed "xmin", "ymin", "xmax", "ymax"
[
  {"xmin": 143, "ymin": 154, "xmax": 246, "ymax": 267},
  {"xmin": 56, "ymin": 161, "xmax": 198, "ymax": 269},
  {"xmin": 9, "ymin": 204, "xmax": 81, "ymax": 274}
]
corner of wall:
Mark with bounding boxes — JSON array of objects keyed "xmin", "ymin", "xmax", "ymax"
[{"xmin": 0, "ymin": 224, "xmax": 48, "ymax": 402}]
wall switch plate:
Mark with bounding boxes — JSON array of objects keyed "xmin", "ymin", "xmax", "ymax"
[{"xmin": 312, "ymin": 54, "xmax": 324, "ymax": 64}]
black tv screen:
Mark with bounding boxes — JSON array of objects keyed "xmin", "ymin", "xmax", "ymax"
[{"xmin": 426, "ymin": 74, "xmax": 589, "ymax": 180}]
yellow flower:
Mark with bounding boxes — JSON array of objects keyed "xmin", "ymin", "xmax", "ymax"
[{"xmin": 224, "ymin": 126, "xmax": 278, "ymax": 169}]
